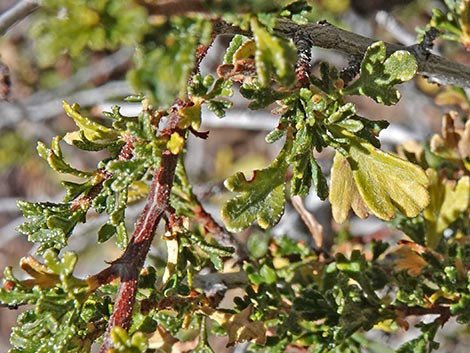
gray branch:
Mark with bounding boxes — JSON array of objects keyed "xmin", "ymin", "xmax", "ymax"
[
  {"xmin": 0, "ymin": 80, "xmax": 132, "ymax": 130},
  {"xmin": 222, "ymin": 18, "xmax": 470, "ymax": 88},
  {"xmin": 286, "ymin": 19, "xmax": 470, "ymax": 88},
  {"xmin": 0, "ymin": 0, "xmax": 40, "ymax": 35}
]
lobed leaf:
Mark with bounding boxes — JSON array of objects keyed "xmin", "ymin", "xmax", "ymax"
[
  {"xmin": 347, "ymin": 137, "xmax": 429, "ymax": 221},
  {"xmin": 330, "ymin": 135, "xmax": 429, "ymax": 222},
  {"xmin": 63, "ymin": 101, "xmax": 120, "ymax": 142},
  {"xmin": 330, "ymin": 152, "xmax": 369, "ymax": 223},
  {"xmin": 37, "ymin": 137, "xmax": 92, "ymax": 178},
  {"xmin": 221, "ymin": 138, "xmax": 291, "ymax": 231},
  {"xmin": 17, "ymin": 201, "xmax": 86, "ymax": 252},
  {"xmin": 343, "ymin": 41, "xmax": 418, "ymax": 105},
  {"xmin": 290, "ymin": 124, "xmax": 328, "ymax": 199}
]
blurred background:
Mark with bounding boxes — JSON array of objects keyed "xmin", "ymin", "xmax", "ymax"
[{"xmin": 1, "ymin": 0, "xmax": 470, "ymax": 351}]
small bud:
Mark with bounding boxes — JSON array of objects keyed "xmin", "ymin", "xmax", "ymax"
[
  {"xmin": 3, "ymin": 280, "xmax": 15, "ymax": 291},
  {"xmin": 334, "ymin": 79, "xmax": 345, "ymax": 90}
]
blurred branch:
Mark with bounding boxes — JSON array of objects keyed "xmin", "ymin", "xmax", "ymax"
[
  {"xmin": 0, "ymin": 196, "xmax": 22, "ymax": 213},
  {"xmin": 375, "ymin": 10, "xmax": 416, "ymax": 46},
  {"xmin": 0, "ymin": 80, "xmax": 132, "ymax": 130},
  {"xmin": 291, "ymin": 195, "xmax": 323, "ymax": 250},
  {"xmin": 193, "ymin": 270, "xmax": 248, "ymax": 296},
  {"xmin": 27, "ymin": 47, "xmax": 133, "ymax": 104},
  {"xmin": 0, "ymin": 0, "xmax": 40, "ymax": 35}
]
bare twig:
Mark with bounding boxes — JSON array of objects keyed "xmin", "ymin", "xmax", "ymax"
[
  {"xmin": 0, "ymin": 0, "xmax": 40, "ymax": 36},
  {"xmin": 291, "ymin": 195, "xmax": 323, "ymax": 249}
]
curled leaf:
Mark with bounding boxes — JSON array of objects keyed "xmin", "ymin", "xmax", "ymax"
[
  {"xmin": 250, "ymin": 18, "xmax": 296, "ymax": 87},
  {"xmin": 63, "ymin": 101, "xmax": 119, "ymax": 142},
  {"xmin": 430, "ymin": 111, "xmax": 470, "ymax": 162}
]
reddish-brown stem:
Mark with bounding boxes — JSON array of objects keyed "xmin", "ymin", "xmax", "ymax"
[
  {"xmin": 391, "ymin": 304, "xmax": 452, "ymax": 327},
  {"xmin": 393, "ymin": 305, "xmax": 451, "ymax": 317},
  {"xmin": 193, "ymin": 203, "xmax": 246, "ymax": 260},
  {"xmin": 99, "ymin": 149, "xmax": 180, "ymax": 352},
  {"xmin": 99, "ymin": 99, "xmax": 187, "ymax": 352}
]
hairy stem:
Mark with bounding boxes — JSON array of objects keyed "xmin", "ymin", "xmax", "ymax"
[{"xmin": 99, "ymin": 105, "xmax": 184, "ymax": 352}]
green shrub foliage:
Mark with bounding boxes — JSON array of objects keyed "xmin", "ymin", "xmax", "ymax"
[{"xmin": 2, "ymin": 1, "xmax": 470, "ymax": 352}]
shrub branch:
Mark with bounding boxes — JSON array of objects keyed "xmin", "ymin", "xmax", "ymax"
[{"xmin": 98, "ymin": 102, "xmax": 186, "ymax": 353}]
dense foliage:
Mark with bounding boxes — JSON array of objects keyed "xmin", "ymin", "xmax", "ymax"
[{"xmin": 1, "ymin": 1, "xmax": 470, "ymax": 352}]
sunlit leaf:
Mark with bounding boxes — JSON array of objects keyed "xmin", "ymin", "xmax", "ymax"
[
  {"xmin": 347, "ymin": 137, "xmax": 429, "ymax": 221},
  {"xmin": 343, "ymin": 41, "xmax": 418, "ymax": 105},
  {"xmin": 37, "ymin": 137, "xmax": 92, "ymax": 178},
  {"xmin": 330, "ymin": 151, "xmax": 369, "ymax": 223},
  {"xmin": 330, "ymin": 134, "xmax": 429, "ymax": 223},
  {"xmin": 221, "ymin": 137, "xmax": 291, "ymax": 231},
  {"xmin": 63, "ymin": 101, "xmax": 119, "ymax": 142},
  {"xmin": 250, "ymin": 17, "xmax": 297, "ymax": 87},
  {"xmin": 423, "ymin": 169, "xmax": 470, "ymax": 248}
]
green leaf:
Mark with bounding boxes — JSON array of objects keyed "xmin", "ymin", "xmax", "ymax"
[
  {"xmin": 423, "ymin": 170, "xmax": 470, "ymax": 248},
  {"xmin": 221, "ymin": 137, "xmax": 292, "ymax": 231},
  {"xmin": 70, "ymin": 130, "xmax": 124, "ymax": 154},
  {"xmin": 240, "ymin": 80, "xmax": 289, "ymax": 109},
  {"xmin": 37, "ymin": 137, "xmax": 92, "ymax": 178},
  {"xmin": 17, "ymin": 201, "xmax": 86, "ymax": 252},
  {"xmin": 343, "ymin": 41, "xmax": 417, "ymax": 105},
  {"xmin": 224, "ymin": 35, "xmax": 251, "ymax": 64},
  {"xmin": 250, "ymin": 17, "xmax": 297, "ymax": 87},
  {"xmin": 63, "ymin": 101, "xmax": 120, "ymax": 142},
  {"xmin": 290, "ymin": 124, "xmax": 328, "ymax": 199},
  {"xmin": 396, "ymin": 322, "xmax": 440, "ymax": 353},
  {"xmin": 98, "ymin": 223, "xmax": 117, "ymax": 243}
]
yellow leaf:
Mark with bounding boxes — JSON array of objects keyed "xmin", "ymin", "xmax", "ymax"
[
  {"xmin": 178, "ymin": 98, "xmax": 202, "ymax": 130},
  {"xmin": 330, "ymin": 151, "xmax": 369, "ymax": 223},
  {"xmin": 167, "ymin": 132, "xmax": 185, "ymax": 155},
  {"xmin": 210, "ymin": 304, "xmax": 267, "ymax": 347},
  {"xmin": 393, "ymin": 245, "xmax": 428, "ymax": 277},
  {"xmin": 423, "ymin": 169, "xmax": 470, "ymax": 248},
  {"xmin": 347, "ymin": 138, "xmax": 429, "ymax": 221}
]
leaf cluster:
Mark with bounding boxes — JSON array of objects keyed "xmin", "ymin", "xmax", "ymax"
[{"xmin": 2, "ymin": 1, "xmax": 470, "ymax": 353}]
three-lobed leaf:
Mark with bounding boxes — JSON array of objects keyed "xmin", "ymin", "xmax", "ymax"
[
  {"xmin": 221, "ymin": 138, "xmax": 291, "ymax": 232},
  {"xmin": 330, "ymin": 135, "xmax": 429, "ymax": 223},
  {"xmin": 343, "ymin": 41, "xmax": 418, "ymax": 105}
]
